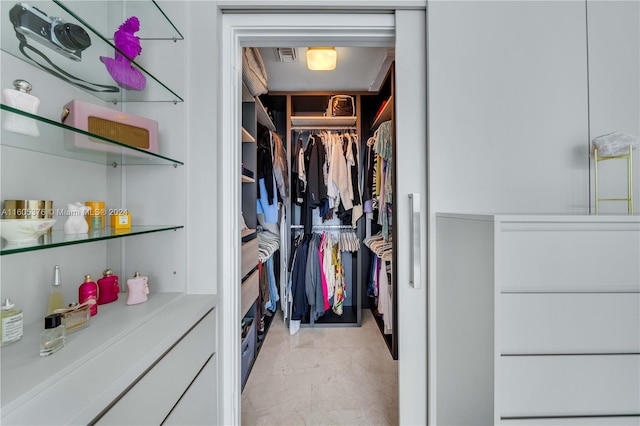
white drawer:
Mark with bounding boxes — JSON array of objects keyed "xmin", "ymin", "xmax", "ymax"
[
  {"xmin": 241, "ymin": 268, "xmax": 259, "ymax": 318},
  {"xmin": 501, "ymin": 293, "xmax": 640, "ymax": 354},
  {"xmin": 500, "ymin": 416, "xmax": 640, "ymax": 425},
  {"xmin": 500, "ymin": 355, "xmax": 640, "ymax": 418},
  {"xmin": 498, "ymin": 226, "xmax": 640, "ymax": 292},
  {"xmin": 96, "ymin": 310, "xmax": 216, "ymax": 425},
  {"xmin": 241, "ymin": 238, "xmax": 258, "ymax": 279},
  {"xmin": 163, "ymin": 354, "xmax": 217, "ymax": 425}
]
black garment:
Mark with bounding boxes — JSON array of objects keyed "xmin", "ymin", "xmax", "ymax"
[
  {"xmin": 256, "ymin": 126, "xmax": 275, "ymax": 204},
  {"xmin": 290, "ymin": 235, "xmax": 310, "ymax": 321},
  {"xmin": 302, "ymin": 135, "xmax": 328, "ymax": 234},
  {"xmin": 349, "ymin": 135, "xmax": 361, "ymax": 206},
  {"xmin": 292, "ymin": 138, "xmax": 305, "ymax": 206},
  {"xmin": 362, "ymin": 142, "xmax": 375, "ymax": 204},
  {"xmin": 304, "ymin": 135, "xmax": 327, "ymax": 209}
]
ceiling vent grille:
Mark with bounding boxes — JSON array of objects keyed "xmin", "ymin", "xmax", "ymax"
[{"xmin": 275, "ymin": 47, "xmax": 298, "ymax": 62}]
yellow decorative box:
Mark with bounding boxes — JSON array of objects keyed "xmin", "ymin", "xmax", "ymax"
[{"xmin": 110, "ymin": 212, "xmax": 131, "ymax": 230}]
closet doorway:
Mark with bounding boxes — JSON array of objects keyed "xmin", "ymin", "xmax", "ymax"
[{"xmin": 220, "ymin": 8, "xmax": 427, "ymax": 425}]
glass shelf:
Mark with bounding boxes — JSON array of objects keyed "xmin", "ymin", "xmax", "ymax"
[
  {"xmin": 1, "ymin": 105, "xmax": 184, "ymax": 166},
  {"xmin": 0, "ymin": 225, "xmax": 183, "ymax": 255},
  {"xmin": 1, "ymin": 0, "xmax": 183, "ymax": 103}
]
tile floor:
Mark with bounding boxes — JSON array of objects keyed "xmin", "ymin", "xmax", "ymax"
[{"xmin": 241, "ymin": 309, "xmax": 399, "ymax": 425}]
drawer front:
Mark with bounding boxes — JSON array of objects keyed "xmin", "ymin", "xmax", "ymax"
[
  {"xmin": 500, "ymin": 416, "xmax": 640, "ymax": 425},
  {"xmin": 163, "ymin": 354, "xmax": 217, "ymax": 425},
  {"xmin": 96, "ymin": 310, "xmax": 215, "ymax": 425},
  {"xmin": 500, "ymin": 355, "xmax": 640, "ymax": 419},
  {"xmin": 498, "ymin": 227, "xmax": 640, "ymax": 292},
  {"xmin": 241, "ymin": 268, "xmax": 259, "ymax": 318},
  {"xmin": 241, "ymin": 238, "xmax": 259, "ymax": 279},
  {"xmin": 501, "ymin": 293, "xmax": 640, "ymax": 354}
]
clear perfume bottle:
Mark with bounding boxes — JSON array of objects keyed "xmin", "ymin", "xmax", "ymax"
[
  {"xmin": 40, "ymin": 313, "xmax": 66, "ymax": 357},
  {"xmin": 2, "ymin": 79, "xmax": 40, "ymax": 137}
]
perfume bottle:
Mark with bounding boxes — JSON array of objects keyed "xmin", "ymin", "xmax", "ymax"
[
  {"xmin": 1, "ymin": 298, "xmax": 23, "ymax": 347},
  {"xmin": 126, "ymin": 272, "xmax": 149, "ymax": 305},
  {"xmin": 2, "ymin": 79, "xmax": 40, "ymax": 137},
  {"xmin": 97, "ymin": 269, "xmax": 119, "ymax": 305},
  {"xmin": 79, "ymin": 275, "xmax": 98, "ymax": 316},
  {"xmin": 47, "ymin": 265, "xmax": 65, "ymax": 315},
  {"xmin": 40, "ymin": 313, "xmax": 66, "ymax": 356}
]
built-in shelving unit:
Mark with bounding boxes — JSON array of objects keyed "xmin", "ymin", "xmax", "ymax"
[
  {"xmin": 0, "ymin": 2, "xmax": 217, "ymax": 423},
  {"xmin": 0, "ymin": 0, "xmax": 183, "ymax": 103}
]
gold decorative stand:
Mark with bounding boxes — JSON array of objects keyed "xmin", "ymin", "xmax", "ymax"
[{"xmin": 594, "ymin": 145, "xmax": 633, "ymax": 214}]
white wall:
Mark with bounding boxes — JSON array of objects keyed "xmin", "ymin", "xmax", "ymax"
[{"xmin": 587, "ymin": 0, "xmax": 640, "ymax": 214}]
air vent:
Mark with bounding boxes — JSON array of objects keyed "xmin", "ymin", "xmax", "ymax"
[{"xmin": 275, "ymin": 47, "xmax": 298, "ymax": 62}]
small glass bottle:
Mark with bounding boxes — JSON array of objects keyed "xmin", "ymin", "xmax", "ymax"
[
  {"xmin": 1, "ymin": 298, "xmax": 23, "ymax": 347},
  {"xmin": 2, "ymin": 79, "xmax": 40, "ymax": 137},
  {"xmin": 40, "ymin": 313, "xmax": 66, "ymax": 356},
  {"xmin": 79, "ymin": 275, "xmax": 98, "ymax": 316},
  {"xmin": 97, "ymin": 269, "xmax": 119, "ymax": 305},
  {"xmin": 47, "ymin": 265, "xmax": 65, "ymax": 315}
]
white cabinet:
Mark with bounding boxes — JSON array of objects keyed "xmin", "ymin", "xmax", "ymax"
[{"xmin": 436, "ymin": 213, "xmax": 640, "ymax": 425}]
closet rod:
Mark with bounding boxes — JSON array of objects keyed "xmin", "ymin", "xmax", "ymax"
[
  {"xmin": 291, "ymin": 126, "xmax": 357, "ymax": 131},
  {"xmin": 291, "ymin": 224, "xmax": 355, "ymax": 230}
]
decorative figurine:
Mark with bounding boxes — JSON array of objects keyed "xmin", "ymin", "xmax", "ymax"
[
  {"xmin": 100, "ymin": 16, "xmax": 146, "ymax": 91},
  {"xmin": 63, "ymin": 202, "xmax": 89, "ymax": 234}
]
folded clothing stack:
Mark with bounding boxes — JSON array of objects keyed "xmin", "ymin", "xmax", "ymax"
[
  {"xmin": 241, "ymin": 164, "xmax": 255, "ymax": 178},
  {"xmin": 592, "ymin": 131, "xmax": 639, "ymax": 157}
]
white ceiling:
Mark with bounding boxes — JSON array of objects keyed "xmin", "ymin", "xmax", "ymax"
[{"xmin": 258, "ymin": 47, "xmax": 393, "ymax": 92}]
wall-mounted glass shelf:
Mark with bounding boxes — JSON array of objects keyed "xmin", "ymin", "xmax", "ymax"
[
  {"xmin": 56, "ymin": 0, "xmax": 184, "ymax": 41},
  {"xmin": 1, "ymin": 105, "xmax": 184, "ymax": 166},
  {"xmin": 0, "ymin": 225, "xmax": 183, "ymax": 255},
  {"xmin": 1, "ymin": 0, "xmax": 183, "ymax": 103}
]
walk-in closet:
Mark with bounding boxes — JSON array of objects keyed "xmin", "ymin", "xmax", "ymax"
[{"xmin": 239, "ymin": 45, "xmax": 399, "ymax": 416}]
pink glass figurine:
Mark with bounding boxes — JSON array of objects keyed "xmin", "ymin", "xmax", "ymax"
[{"xmin": 100, "ymin": 16, "xmax": 146, "ymax": 91}]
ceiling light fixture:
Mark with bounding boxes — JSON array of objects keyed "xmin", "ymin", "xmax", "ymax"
[{"xmin": 306, "ymin": 47, "xmax": 337, "ymax": 71}]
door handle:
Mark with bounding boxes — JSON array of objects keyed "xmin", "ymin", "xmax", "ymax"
[{"xmin": 409, "ymin": 193, "xmax": 421, "ymax": 289}]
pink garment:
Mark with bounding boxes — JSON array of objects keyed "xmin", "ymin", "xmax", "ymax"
[{"xmin": 318, "ymin": 233, "xmax": 330, "ymax": 310}]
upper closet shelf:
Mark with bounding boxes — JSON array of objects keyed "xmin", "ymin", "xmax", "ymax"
[
  {"xmin": 242, "ymin": 127, "xmax": 255, "ymax": 143},
  {"xmin": 1, "ymin": 0, "xmax": 183, "ymax": 103},
  {"xmin": 1, "ymin": 105, "xmax": 184, "ymax": 166},
  {"xmin": 256, "ymin": 96, "xmax": 276, "ymax": 131},
  {"xmin": 242, "ymin": 83, "xmax": 254, "ymax": 103},
  {"xmin": 291, "ymin": 116, "xmax": 357, "ymax": 128},
  {"xmin": 372, "ymin": 95, "xmax": 393, "ymax": 130}
]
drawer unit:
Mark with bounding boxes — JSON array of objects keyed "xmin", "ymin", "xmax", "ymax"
[
  {"xmin": 241, "ymin": 318, "xmax": 256, "ymax": 389},
  {"xmin": 241, "ymin": 237, "xmax": 259, "ymax": 280},
  {"xmin": 501, "ymin": 293, "xmax": 640, "ymax": 354},
  {"xmin": 96, "ymin": 310, "xmax": 216, "ymax": 425},
  {"xmin": 241, "ymin": 268, "xmax": 259, "ymax": 318},
  {"xmin": 499, "ymin": 355, "xmax": 640, "ymax": 419},
  {"xmin": 436, "ymin": 214, "xmax": 640, "ymax": 425}
]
